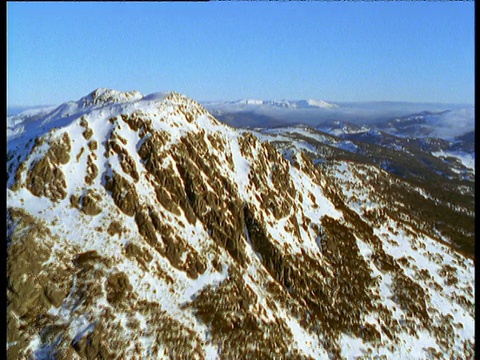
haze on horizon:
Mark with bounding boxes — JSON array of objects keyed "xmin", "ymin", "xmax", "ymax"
[{"xmin": 7, "ymin": 2, "xmax": 474, "ymax": 107}]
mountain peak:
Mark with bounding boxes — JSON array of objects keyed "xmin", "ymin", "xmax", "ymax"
[
  {"xmin": 7, "ymin": 89, "xmax": 213, "ymax": 144},
  {"xmin": 81, "ymin": 88, "xmax": 144, "ymax": 107},
  {"xmin": 306, "ymin": 99, "xmax": 339, "ymax": 109}
]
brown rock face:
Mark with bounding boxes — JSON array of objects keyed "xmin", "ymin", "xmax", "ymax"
[
  {"xmin": 7, "ymin": 208, "xmax": 71, "ymax": 360},
  {"xmin": 106, "ymin": 272, "xmax": 133, "ymax": 305},
  {"xmin": 88, "ymin": 139, "xmax": 98, "ymax": 151},
  {"xmin": 132, "ymin": 204, "xmax": 207, "ymax": 279},
  {"xmin": 49, "ymin": 132, "xmax": 72, "ymax": 165},
  {"xmin": 85, "ymin": 154, "xmax": 98, "ymax": 185},
  {"xmin": 80, "ymin": 189, "xmax": 103, "ymax": 216},
  {"xmin": 25, "ymin": 132, "xmax": 71, "ymax": 202},
  {"xmin": 70, "ymin": 189, "xmax": 102, "ymax": 216},
  {"xmin": 26, "ymin": 156, "xmax": 67, "ymax": 201},
  {"xmin": 105, "ymin": 129, "xmax": 140, "ymax": 182},
  {"xmin": 187, "ymin": 267, "xmax": 309, "ymax": 359},
  {"xmin": 104, "ymin": 171, "xmax": 138, "ymax": 216},
  {"xmin": 170, "ymin": 132, "xmax": 249, "ymax": 267},
  {"xmin": 82, "ymin": 128, "xmax": 94, "ymax": 140},
  {"xmin": 124, "ymin": 242, "xmax": 153, "ymax": 270},
  {"xmin": 107, "ymin": 221, "xmax": 123, "ymax": 236},
  {"xmin": 248, "ymin": 141, "xmax": 297, "ymax": 220}
]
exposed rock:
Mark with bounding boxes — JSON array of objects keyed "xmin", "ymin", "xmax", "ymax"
[
  {"xmin": 69, "ymin": 194, "xmax": 80, "ymax": 208},
  {"xmin": 7, "ymin": 208, "xmax": 71, "ymax": 359},
  {"xmin": 26, "ymin": 156, "xmax": 67, "ymax": 201},
  {"xmin": 104, "ymin": 171, "xmax": 138, "ymax": 216},
  {"xmin": 124, "ymin": 242, "xmax": 153, "ymax": 270},
  {"xmin": 106, "ymin": 272, "xmax": 132, "ymax": 305},
  {"xmin": 79, "ymin": 116, "xmax": 88, "ymax": 128},
  {"xmin": 48, "ymin": 132, "xmax": 71, "ymax": 165},
  {"xmin": 70, "ymin": 189, "xmax": 102, "ymax": 216},
  {"xmin": 82, "ymin": 127, "xmax": 94, "ymax": 140},
  {"xmin": 107, "ymin": 221, "xmax": 123, "ymax": 237},
  {"xmin": 88, "ymin": 139, "xmax": 98, "ymax": 151},
  {"xmin": 171, "ymin": 133, "xmax": 249, "ymax": 266},
  {"xmin": 187, "ymin": 268, "xmax": 307, "ymax": 359},
  {"xmin": 25, "ymin": 132, "xmax": 71, "ymax": 201},
  {"xmin": 84, "ymin": 154, "xmax": 98, "ymax": 185},
  {"xmin": 120, "ymin": 152, "xmax": 140, "ymax": 182},
  {"xmin": 81, "ymin": 190, "xmax": 102, "ymax": 215},
  {"xmin": 105, "ymin": 131, "xmax": 139, "ymax": 182},
  {"xmin": 76, "ymin": 147, "xmax": 85, "ymax": 162},
  {"xmin": 73, "ymin": 250, "xmax": 110, "ymax": 267}
]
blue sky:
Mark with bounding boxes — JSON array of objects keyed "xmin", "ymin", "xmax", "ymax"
[{"xmin": 7, "ymin": 1, "xmax": 474, "ymax": 106}]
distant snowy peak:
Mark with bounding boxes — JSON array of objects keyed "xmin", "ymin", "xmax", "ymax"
[
  {"xmin": 205, "ymin": 98, "xmax": 338, "ymax": 110},
  {"xmin": 305, "ymin": 99, "xmax": 338, "ymax": 109},
  {"xmin": 238, "ymin": 99, "xmax": 264, "ymax": 105},
  {"xmin": 263, "ymin": 99, "xmax": 338, "ymax": 109}
]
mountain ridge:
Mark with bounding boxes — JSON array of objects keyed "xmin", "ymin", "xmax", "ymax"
[{"xmin": 203, "ymin": 98, "xmax": 339, "ymax": 110}]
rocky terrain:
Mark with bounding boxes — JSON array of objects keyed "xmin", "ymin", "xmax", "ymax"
[{"xmin": 7, "ymin": 89, "xmax": 475, "ymax": 359}]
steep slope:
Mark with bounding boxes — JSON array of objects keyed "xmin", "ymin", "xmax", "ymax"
[
  {"xmin": 7, "ymin": 89, "xmax": 475, "ymax": 359},
  {"xmin": 316, "ymin": 119, "xmax": 475, "ymax": 177},
  {"xmin": 256, "ymin": 125, "xmax": 475, "ymax": 257}
]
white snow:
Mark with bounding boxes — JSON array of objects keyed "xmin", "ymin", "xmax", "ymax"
[{"xmin": 432, "ymin": 150, "xmax": 475, "ymax": 173}]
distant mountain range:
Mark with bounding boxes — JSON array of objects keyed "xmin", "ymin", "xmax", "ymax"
[
  {"xmin": 201, "ymin": 99, "xmax": 474, "ymax": 139},
  {"xmin": 203, "ymin": 98, "xmax": 339, "ymax": 110}
]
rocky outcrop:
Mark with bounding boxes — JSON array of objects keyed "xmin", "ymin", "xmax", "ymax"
[
  {"xmin": 7, "ymin": 208, "xmax": 71, "ymax": 360},
  {"xmin": 25, "ymin": 132, "xmax": 71, "ymax": 201},
  {"xmin": 104, "ymin": 171, "xmax": 138, "ymax": 216},
  {"xmin": 70, "ymin": 189, "xmax": 103, "ymax": 216},
  {"xmin": 187, "ymin": 267, "xmax": 308, "ymax": 360}
]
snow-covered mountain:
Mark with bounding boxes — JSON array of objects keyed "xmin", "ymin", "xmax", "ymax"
[
  {"xmin": 201, "ymin": 98, "xmax": 340, "ymax": 127},
  {"xmin": 203, "ymin": 98, "xmax": 339, "ymax": 111},
  {"xmin": 203, "ymin": 100, "xmax": 474, "ymax": 139},
  {"xmin": 371, "ymin": 109, "xmax": 475, "ymax": 140},
  {"xmin": 317, "ymin": 117, "xmax": 475, "ymax": 179},
  {"xmin": 7, "ymin": 89, "xmax": 475, "ymax": 359}
]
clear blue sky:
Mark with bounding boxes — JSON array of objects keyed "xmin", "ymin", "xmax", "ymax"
[{"xmin": 7, "ymin": 1, "xmax": 475, "ymax": 106}]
